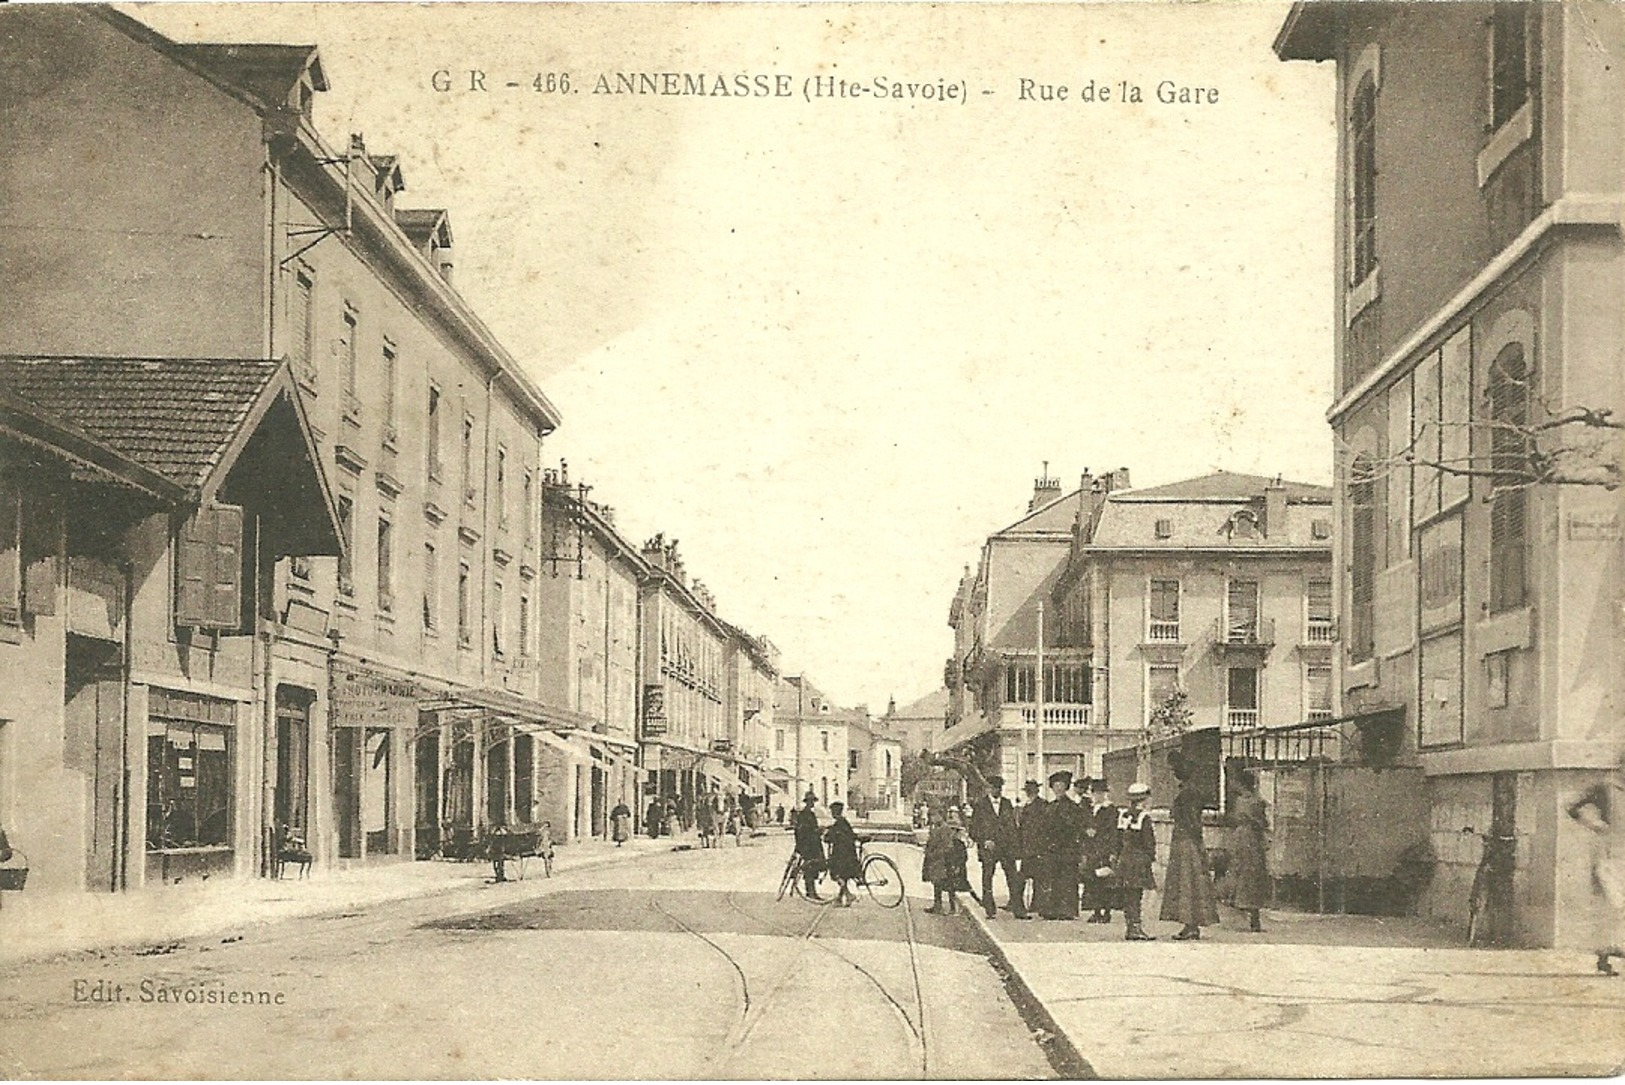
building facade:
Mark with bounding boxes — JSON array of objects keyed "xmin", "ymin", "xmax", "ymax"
[
  {"xmin": 1277, "ymin": 1, "xmax": 1625, "ymax": 946},
  {"xmin": 846, "ymin": 715, "xmax": 904, "ymax": 818},
  {"xmin": 1051, "ymin": 471, "xmax": 1336, "ymax": 778},
  {"xmin": 771, "ymin": 676, "xmax": 855, "ymax": 808}
]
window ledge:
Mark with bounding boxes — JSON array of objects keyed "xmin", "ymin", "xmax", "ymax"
[
  {"xmin": 1477, "ymin": 605, "xmax": 1535, "ymax": 655},
  {"xmin": 1478, "ymin": 100, "xmax": 1534, "ymax": 188},
  {"xmin": 1345, "ymin": 267, "xmax": 1381, "ymax": 325}
]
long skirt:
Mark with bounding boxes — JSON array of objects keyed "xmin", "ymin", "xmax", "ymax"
[
  {"xmin": 1587, "ymin": 846, "xmax": 1625, "ymax": 952},
  {"xmin": 1160, "ymin": 836, "xmax": 1220, "ymax": 926},
  {"xmin": 1229, "ymin": 833, "xmax": 1270, "ymax": 911},
  {"xmin": 611, "ymin": 814, "xmax": 631, "ymax": 843},
  {"xmin": 1041, "ymin": 856, "xmax": 1080, "ymax": 919}
]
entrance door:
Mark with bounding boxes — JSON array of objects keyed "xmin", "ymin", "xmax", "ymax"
[
  {"xmin": 591, "ymin": 764, "xmax": 606, "ymax": 838},
  {"xmin": 273, "ymin": 687, "xmax": 311, "ymax": 844},
  {"xmin": 334, "ymin": 726, "xmax": 360, "ymax": 858},
  {"xmin": 414, "ymin": 712, "xmax": 440, "ymax": 858},
  {"xmin": 66, "ymin": 636, "xmax": 123, "ymax": 891},
  {"xmin": 362, "ymin": 728, "xmax": 394, "ymax": 854}
]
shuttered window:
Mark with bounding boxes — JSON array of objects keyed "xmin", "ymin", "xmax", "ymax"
[
  {"xmin": 1487, "ymin": 345, "xmax": 1529, "ymax": 613},
  {"xmin": 1226, "ymin": 579, "xmax": 1260, "ymax": 642},
  {"xmin": 336, "ymin": 496, "xmax": 355, "ymax": 597},
  {"xmin": 1148, "ymin": 579, "xmax": 1180, "ymax": 641},
  {"xmin": 175, "ymin": 505, "xmax": 244, "ymax": 630},
  {"xmin": 1350, "ymin": 74, "xmax": 1378, "ymax": 286},
  {"xmin": 1491, "ymin": 3, "xmax": 1530, "ymax": 130}
]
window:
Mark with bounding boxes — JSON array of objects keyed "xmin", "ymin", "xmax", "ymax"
[
  {"xmin": 1306, "ymin": 578, "xmax": 1334, "ymax": 642},
  {"xmin": 1305, "ymin": 664, "xmax": 1333, "ymax": 721},
  {"xmin": 376, "ymin": 517, "xmax": 394, "ymax": 612},
  {"xmin": 1226, "ymin": 579, "xmax": 1260, "ymax": 642},
  {"xmin": 381, "ymin": 342, "xmax": 398, "ymax": 434},
  {"xmin": 1491, "ymin": 2, "xmax": 1530, "ymax": 130},
  {"xmin": 1487, "ymin": 345, "xmax": 1529, "ymax": 613},
  {"xmin": 1350, "ymin": 73, "xmax": 1378, "ymax": 285},
  {"xmin": 1226, "ymin": 667, "xmax": 1260, "ymax": 729},
  {"xmin": 518, "ymin": 592, "xmax": 531, "ymax": 656},
  {"xmin": 457, "ymin": 561, "xmax": 472, "ymax": 647},
  {"xmin": 461, "ymin": 415, "xmax": 476, "ymax": 504},
  {"xmin": 492, "ymin": 580, "xmax": 505, "ymax": 656},
  {"xmin": 336, "ymin": 495, "xmax": 355, "ymax": 597},
  {"xmin": 1154, "ymin": 518, "xmax": 1173, "ymax": 539},
  {"xmin": 342, "ymin": 306, "xmax": 359, "ymax": 398},
  {"xmin": 145, "ymin": 691, "xmax": 235, "ymax": 851},
  {"xmin": 820, "ymin": 730, "xmax": 830, "ymax": 753},
  {"xmin": 1312, "ymin": 518, "xmax": 1332, "ymax": 541},
  {"xmin": 522, "ymin": 469, "xmax": 535, "ymax": 546},
  {"xmin": 1006, "ymin": 663, "xmax": 1035, "ymax": 703},
  {"xmin": 1147, "ymin": 664, "xmax": 1180, "ymax": 723},
  {"xmin": 291, "ymin": 269, "xmax": 315, "ymax": 378},
  {"xmin": 848, "ymin": 749, "xmax": 859, "ymax": 771},
  {"xmin": 0, "ymin": 478, "xmax": 20, "ymax": 625},
  {"xmin": 1348, "ymin": 456, "xmax": 1376, "ymax": 661},
  {"xmin": 427, "ymin": 385, "xmax": 443, "ymax": 479},
  {"xmin": 496, "ymin": 446, "xmax": 508, "ymax": 525},
  {"xmin": 423, "ymin": 543, "xmax": 438, "ymax": 630},
  {"xmin": 1148, "ymin": 579, "xmax": 1181, "ymax": 641},
  {"xmin": 775, "ymin": 729, "xmax": 785, "ymax": 752}
]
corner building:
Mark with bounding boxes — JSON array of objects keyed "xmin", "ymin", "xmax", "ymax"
[{"xmin": 1277, "ymin": 2, "xmax": 1625, "ymax": 946}]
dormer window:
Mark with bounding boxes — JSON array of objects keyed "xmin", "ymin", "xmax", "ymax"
[
  {"xmin": 1228, "ymin": 510, "xmax": 1260, "ymax": 539},
  {"xmin": 1154, "ymin": 518, "xmax": 1173, "ymax": 539}
]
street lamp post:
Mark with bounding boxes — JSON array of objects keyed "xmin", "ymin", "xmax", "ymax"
[{"xmin": 1035, "ymin": 601, "xmax": 1046, "ymax": 783}]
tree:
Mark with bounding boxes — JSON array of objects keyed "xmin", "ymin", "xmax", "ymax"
[
  {"xmin": 1140, "ymin": 688, "xmax": 1193, "ymax": 776},
  {"xmin": 900, "ymin": 749, "xmax": 933, "ymax": 798}
]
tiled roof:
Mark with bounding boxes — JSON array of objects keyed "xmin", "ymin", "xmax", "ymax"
[
  {"xmin": 394, "ymin": 208, "xmax": 453, "ymax": 247},
  {"xmin": 891, "ymin": 688, "xmax": 949, "ymax": 720},
  {"xmin": 0, "ymin": 357, "xmax": 282, "ymax": 495},
  {"xmin": 1119, "ymin": 471, "xmax": 1331, "ymax": 503},
  {"xmin": 996, "ymin": 488, "xmax": 1084, "ymax": 535}
]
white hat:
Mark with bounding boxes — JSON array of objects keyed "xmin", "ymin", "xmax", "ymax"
[{"xmin": 1127, "ymin": 782, "xmax": 1152, "ymax": 797}]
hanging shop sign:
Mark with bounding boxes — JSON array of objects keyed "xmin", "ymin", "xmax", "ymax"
[
  {"xmin": 333, "ymin": 667, "xmax": 419, "ymax": 729},
  {"xmin": 642, "ymin": 684, "xmax": 668, "ymax": 738}
]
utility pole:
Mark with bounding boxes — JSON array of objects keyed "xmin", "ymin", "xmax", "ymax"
[{"xmin": 1035, "ymin": 601, "xmax": 1046, "ymax": 783}]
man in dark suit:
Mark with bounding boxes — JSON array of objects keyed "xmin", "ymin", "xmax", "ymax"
[
  {"xmin": 1080, "ymin": 777, "xmax": 1121, "ymax": 923},
  {"xmin": 1016, "ymin": 779, "xmax": 1047, "ymax": 916},
  {"xmin": 791, "ymin": 791, "xmax": 826, "ymax": 900},
  {"xmin": 969, "ymin": 775, "xmax": 1027, "ymax": 919}
]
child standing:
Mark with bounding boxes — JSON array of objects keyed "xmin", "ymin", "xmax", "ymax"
[{"xmin": 923, "ymin": 808, "xmax": 972, "ymax": 914}]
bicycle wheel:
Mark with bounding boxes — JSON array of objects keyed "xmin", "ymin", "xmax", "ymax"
[
  {"xmin": 862, "ymin": 853, "xmax": 905, "ymax": 909},
  {"xmin": 777, "ymin": 855, "xmax": 799, "ymax": 901}
]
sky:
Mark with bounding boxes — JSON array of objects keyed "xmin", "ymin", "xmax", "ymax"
[{"xmin": 136, "ymin": 1, "xmax": 1338, "ymax": 712}]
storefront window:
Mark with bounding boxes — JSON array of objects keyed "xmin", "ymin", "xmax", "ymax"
[{"xmin": 146, "ymin": 712, "xmax": 233, "ymax": 850}]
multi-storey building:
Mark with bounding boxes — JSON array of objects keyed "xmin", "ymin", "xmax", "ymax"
[
  {"xmin": 942, "ymin": 469, "xmax": 1105, "ymax": 787},
  {"xmin": 771, "ymin": 676, "xmax": 856, "ymax": 807},
  {"xmin": 846, "ymin": 714, "xmax": 904, "ymax": 818},
  {"xmin": 1051, "ymin": 471, "xmax": 1336, "ymax": 775},
  {"xmin": 723, "ymin": 621, "xmax": 780, "ymax": 811},
  {"xmin": 0, "ymin": 7, "xmax": 569, "ymax": 876},
  {"xmin": 1276, "ymin": 2, "xmax": 1625, "ymax": 946},
  {"xmin": 881, "ymin": 689, "xmax": 949, "ymax": 758},
  {"xmin": 0, "ymin": 357, "xmax": 340, "ymax": 892}
]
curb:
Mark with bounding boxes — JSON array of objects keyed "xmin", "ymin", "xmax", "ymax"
[{"xmin": 962, "ymin": 904, "xmax": 1097, "ymax": 1080}]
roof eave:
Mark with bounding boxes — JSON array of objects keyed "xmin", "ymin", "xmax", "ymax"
[
  {"xmin": 1274, "ymin": 2, "xmax": 1341, "ymax": 62},
  {"xmin": 0, "ymin": 390, "xmax": 187, "ymax": 504}
]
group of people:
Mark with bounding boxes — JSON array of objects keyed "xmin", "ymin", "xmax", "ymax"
[
  {"xmin": 790, "ymin": 791, "xmax": 863, "ymax": 905},
  {"xmin": 641, "ymin": 791, "xmax": 754, "ymax": 844},
  {"xmin": 927, "ymin": 751, "xmax": 1272, "ymax": 941}
]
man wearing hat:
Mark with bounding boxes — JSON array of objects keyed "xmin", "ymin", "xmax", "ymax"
[
  {"xmin": 969, "ymin": 775, "xmax": 1026, "ymax": 919},
  {"xmin": 1014, "ymin": 779, "xmax": 1047, "ymax": 916},
  {"xmin": 1080, "ymin": 777, "xmax": 1121, "ymax": 923},
  {"xmin": 791, "ymin": 791, "xmax": 826, "ymax": 901},
  {"xmin": 1114, "ymin": 782, "xmax": 1158, "ymax": 941},
  {"xmin": 1034, "ymin": 770, "xmax": 1085, "ymax": 919}
]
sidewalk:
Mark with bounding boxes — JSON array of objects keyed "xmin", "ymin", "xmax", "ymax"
[
  {"xmin": 962, "ymin": 890, "xmax": 1625, "ymax": 1077},
  {"xmin": 0, "ymin": 836, "xmax": 672, "ymax": 966}
]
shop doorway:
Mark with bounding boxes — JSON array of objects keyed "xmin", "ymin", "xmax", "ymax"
[
  {"xmin": 414, "ymin": 712, "xmax": 440, "ymax": 859},
  {"xmin": 273, "ymin": 687, "xmax": 312, "ymax": 847},
  {"xmin": 66, "ymin": 635, "xmax": 123, "ymax": 892}
]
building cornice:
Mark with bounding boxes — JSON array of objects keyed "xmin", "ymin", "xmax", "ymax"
[{"xmin": 1327, "ymin": 196, "xmax": 1625, "ymax": 426}]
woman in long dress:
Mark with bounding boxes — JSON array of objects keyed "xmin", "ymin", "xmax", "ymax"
[
  {"xmin": 1567, "ymin": 761, "xmax": 1625, "ymax": 976},
  {"xmin": 1227, "ymin": 769, "xmax": 1271, "ymax": 933},
  {"xmin": 610, "ymin": 801, "xmax": 632, "ymax": 846},
  {"xmin": 1160, "ymin": 751, "xmax": 1220, "ymax": 939}
]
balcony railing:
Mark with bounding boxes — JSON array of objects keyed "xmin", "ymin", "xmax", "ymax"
[
  {"xmin": 1226, "ymin": 708, "xmax": 1260, "ymax": 729},
  {"xmin": 1306, "ymin": 707, "xmax": 1333, "ymax": 722},
  {"xmin": 998, "ymin": 704, "xmax": 1094, "ymax": 729},
  {"xmin": 1305, "ymin": 619, "xmax": 1336, "ymax": 644},
  {"xmin": 1212, "ymin": 617, "xmax": 1276, "ymax": 647},
  {"xmin": 1147, "ymin": 620, "xmax": 1181, "ymax": 643}
]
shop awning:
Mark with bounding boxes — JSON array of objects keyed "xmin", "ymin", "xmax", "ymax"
[{"xmin": 418, "ymin": 686, "xmax": 598, "ymax": 731}]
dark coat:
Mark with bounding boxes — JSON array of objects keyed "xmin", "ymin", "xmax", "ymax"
[
  {"xmin": 1113, "ymin": 807, "xmax": 1157, "ymax": 890},
  {"xmin": 969, "ymin": 794, "xmax": 1019, "ymax": 858},
  {"xmin": 792, "ymin": 806, "xmax": 824, "ymax": 860},
  {"xmin": 1082, "ymin": 802, "xmax": 1120, "ymax": 867},
  {"xmin": 1160, "ymin": 782, "xmax": 1220, "ymax": 925},
  {"xmin": 824, "ymin": 817, "xmax": 862, "ymax": 881},
  {"xmin": 922, "ymin": 824, "xmax": 971, "ymax": 890},
  {"xmin": 1016, "ymin": 796, "xmax": 1047, "ymax": 861},
  {"xmin": 1036, "ymin": 795, "xmax": 1086, "ymax": 863}
]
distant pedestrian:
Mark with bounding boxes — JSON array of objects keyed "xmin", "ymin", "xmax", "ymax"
[
  {"xmin": 792, "ymin": 792, "xmax": 826, "ymax": 900},
  {"xmin": 1226, "ymin": 769, "xmax": 1271, "ymax": 932},
  {"xmin": 1567, "ymin": 758, "xmax": 1625, "ymax": 976},
  {"xmin": 645, "ymin": 798, "xmax": 663, "ymax": 839},
  {"xmin": 696, "ymin": 795, "xmax": 717, "ymax": 848},
  {"xmin": 1113, "ymin": 783, "xmax": 1157, "ymax": 941},
  {"xmin": 611, "ymin": 801, "xmax": 632, "ymax": 846},
  {"xmin": 824, "ymin": 801, "xmax": 861, "ymax": 906},
  {"xmin": 1160, "ymin": 752, "xmax": 1220, "ymax": 940},
  {"xmin": 1016, "ymin": 779, "xmax": 1047, "ymax": 916},
  {"xmin": 775, "ymin": 803, "xmax": 786, "ymax": 825},
  {"xmin": 923, "ymin": 809, "xmax": 971, "ymax": 914},
  {"xmin": 662, "ymin": 799, "xmax": 678, "ymax": 838}
]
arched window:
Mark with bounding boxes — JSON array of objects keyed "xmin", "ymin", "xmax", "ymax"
[
  {"xmin": 1350, "ymin": 73, "xmax": 1378, "ymax": 286},
  {"xmin": 1487, "ymin": 344, "xmax": 1530, "ymax": 612},
  {"xmin": 1348, "ymin": 454, "xmax": 1377, "ymax": 661}
]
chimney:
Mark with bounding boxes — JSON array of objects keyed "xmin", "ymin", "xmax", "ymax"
[
  {"xmin": 1265, "ymin": 475, "xmax": 1288, "ymax": 537},
  {"xmin": 1029, "ymin": 461, "xmax": 1062, "ymax": 512}
]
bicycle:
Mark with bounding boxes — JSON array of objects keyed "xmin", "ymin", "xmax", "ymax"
[
  {"xmin": 1463, "ymin": 826, "xmax": 1516, "ymax": 947},
  {"xmin": 777, "ymin": 838, "xmax": 906, "ymax": 909}
]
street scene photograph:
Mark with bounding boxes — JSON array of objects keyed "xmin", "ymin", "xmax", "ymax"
[{"xmin": 0, "ymin": 0, "xmax": 1623, "ymax": 1078}]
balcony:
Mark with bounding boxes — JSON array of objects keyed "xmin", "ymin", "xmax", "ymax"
[
  {"xmin": 1304, "ymin": 619, "xmax": 1336, "ymax": 644},
  {"xmin": 1147, "ymin": 620, "xmax": 1182, "ymax": 643},
  {"xmin": 1212, "ymin": 617, "xmax": 1275, "ymax": 659},
  {"xmin": 1225, "ymin": 708, "xmax": 1260, "ymax": 730},
  {"xmin": 996, "ymin": 703, "xmax": 1094, "ymax": 730}
]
